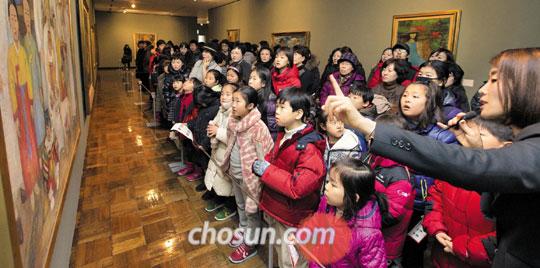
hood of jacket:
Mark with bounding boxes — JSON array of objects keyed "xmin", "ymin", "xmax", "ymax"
[{"xmin": 327, "ymin": 129, "xmax": 360, "ymax": 151}]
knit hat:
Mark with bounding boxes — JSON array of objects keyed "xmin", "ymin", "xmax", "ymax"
[
  {"xmin": 392, "ymin": 43, "xmax": 410, "ymax": 55},
  {"xmin": 337, "ymin": 52, "xmax": 360, "ymax": 68}
]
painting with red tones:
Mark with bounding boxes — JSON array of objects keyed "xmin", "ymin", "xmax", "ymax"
[
  {"xmin": 391, "ymin": 10, "xmax": 462, "ymax": 66},
  {"xmin": 0, "ymin": 0, "xmax": 82, "ymax": 266}
]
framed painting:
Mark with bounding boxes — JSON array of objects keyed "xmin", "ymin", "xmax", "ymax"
[
  {"xmin": 78, "ymin": 0, "xmax": 97, "ymax": 115},
  {"xmin": 271, "ymin": 31, "xmax": 310, "ymax": 48},
  {"xmin": 133, "ymin": 32, "xmax": 156, "ymax": 50},
  {"xmin": 1, "ymin": 0, "xmax": 82, "ymax": 267},
  {"xmin": 227, "ymin": 29, "xmax": 240, "ymax": 42},
  {"xmin": 391, "ymin": 10, "xmax": 461, "ymax": 66}
]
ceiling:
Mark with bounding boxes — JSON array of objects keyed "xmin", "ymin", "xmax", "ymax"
[{"xmin": 94, "ymin": 0, "xmax": 238, "ymax": 20}]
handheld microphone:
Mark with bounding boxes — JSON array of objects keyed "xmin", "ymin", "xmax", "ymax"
[{"xmin": 443, "ymin": 110, "xmax": 479, "ymax": 130}]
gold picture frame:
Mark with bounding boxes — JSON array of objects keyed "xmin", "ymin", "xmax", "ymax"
[
  {"xmin": 227, "ymin": 29, "xmax": 240, "ymax": 42},
  {"xmin": 271, "ymin": 31, "xmax": 310, "ymax": 48},
  {"xmin": 391, "ymin": 10, "xmax": 461, "ymax": 66},
  {"xmin": 133, "ymin": 32, "xmax": 157, "ymax": 50}
]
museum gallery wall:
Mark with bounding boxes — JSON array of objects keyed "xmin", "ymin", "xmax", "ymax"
[{"xmin": 0, "ymin": 0, "xmax": 82, "ymax": 266}]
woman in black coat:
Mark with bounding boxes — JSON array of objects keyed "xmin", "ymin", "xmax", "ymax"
[
  {"xmin": 122, "ymin": 44, "xmax": 132, "ymax": 69},
  {"xmin": 323, "ymin": 47, "xmax": 540, "ymax": 267}
]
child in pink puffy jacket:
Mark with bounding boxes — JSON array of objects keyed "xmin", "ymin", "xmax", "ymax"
[{"xmin": 309, "ymin": 157, "xmax": 386, "ymax": 268}]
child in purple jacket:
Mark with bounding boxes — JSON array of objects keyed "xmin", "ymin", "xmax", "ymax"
[{"xmin": 309, "ymin": 157, "xmax": 386, "ymax": 268}]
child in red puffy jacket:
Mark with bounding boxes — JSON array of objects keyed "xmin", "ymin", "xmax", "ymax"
[
  {"xmin": 253, "ymin": 88, "xmax": 325, "ymax": 268},
  {"xmin": 423, "ymin": 118, "xmax": 512, "ymax": 268}
]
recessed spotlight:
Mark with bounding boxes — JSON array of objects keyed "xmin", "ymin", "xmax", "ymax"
[{"xmin": 131, "ymin": 3, "xmax": 136, "ymax": 8}]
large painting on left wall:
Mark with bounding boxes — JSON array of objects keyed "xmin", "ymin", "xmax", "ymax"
[{"xmin": 0, "ymin": 0, "xmax": 82, "ymax": 267}]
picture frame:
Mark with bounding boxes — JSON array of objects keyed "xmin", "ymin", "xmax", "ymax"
[
  {"xmin": 391, "ymin": 10, "xmax": 462, "ymax": 66},
  {"xmin": 1, "ymin": 0, "xmax": 83, "ymax": 267},
  {"xmin": 227, "ymin": 29, "xmax": 240, "ymax": 42},
  {"xmin": 271, "ymin": 31, "xmax": 310, "ymax": 48},
  {"xmin": 133, "ymin": 32, "xmax": 157, "ymax": 51}
]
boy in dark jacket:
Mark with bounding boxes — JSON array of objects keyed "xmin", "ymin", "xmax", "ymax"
[{"xmin": 252, "ymin": 88, "xmax": 326, "ymax": 268}]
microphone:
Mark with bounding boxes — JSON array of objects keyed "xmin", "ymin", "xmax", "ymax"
[{"xmin": 443, "ymin": 111, "xmax": 479, "ymax": 130}]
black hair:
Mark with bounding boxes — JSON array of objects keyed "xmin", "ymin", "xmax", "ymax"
[
  {"xmin": 222, "ymin": 82, "xmax": 240, "ymax": 92},
  {"xmin": 232, "ymin": 43, "xmax": 246, "ymax": 55},
  {"xmin": 171, "ymin": 54, "xmax": 184, "ymax": 62},
  {"xmin": 471, "ymin": 118, "xmax": 513, "ymax": 142},
  {"xmin": 429, "ymin": 48, "xmax": 455, "ymax": 63},
  {"xmin": 349, "ymin": 82, "xmax": 374, "ymax": 104},
  {"xmin": 293, "ymin": 45, "xmax": 311, "ymax": 65},
  {"xmin": 206, "ymin": 69, "xmax": 226, "ymax": 86},
  {"xmin": 272, "ymin": 44, "xmax": 282, "ymax": 54},
  {"xmin": 190, "ymin": 77, "xmax": 203, "ymax": 89},
  {"xmin": 275, "ymin": 47, "xmax": 294, "ymax": 68},
  {"xmin": 330, "ymin": 157, "xmax": 376, "ymax": 221},
  {"xmin": 226, "ymin": 67, "xmax": 242, "ymax": 84},
  {"xmin": 399, "ymin": 81, "xmax": 444, "ymax": 130},
  {"xmin": 179, "ymin": 42, "xmax": 188, "ymax": 49},
  {"xmin": 157, "ymin": 39, "xmax": 166, "ymax": 47},
  {"xmin": 380, "ymin": 59, "xmax": 410, "ymax": 84},
  {"xmin": 234, "ymin": 86, "xmax": 259, "ymax": 107},
  {"xmin": 374, "ymin": 113, "xmax": 406, "ymax": 129},
  {"xmin": 447, "ymin": 62, "xmax": 464, "ymax": 85},
  {"xmin": 196, "ymin": 86, "xmax": 220, "ymax": 108},
  {"xmin": 276, "ymin": 87, "xmax": 311, "ymax": 122},
  {"xmin": 172, "ymin": 74, "xmax": 185, "ymax": 82},
  {"xmin": 259, "ymin": 40, "xmax": 270, "ymax": 48},
  {"xmin": 256, "ymin": 47, "xmax": 274, "ymax": 68},
  {"xmin": 419, "ymin": 60, "xmax": 450, "ymax": 87},
  {"xmin": 189, "ymin": 39, "xmax": 198, "ymax": 45},
  {"xmin": 340, "ymin": 46, "xmax": 354, "ymax": 54},
  {"xmin": 251, "ymin": 66, "xmax": 274, "ymax": 121},
  {"xmin": 327, "ymin": 47, "xmax": 342, "ymax": 66}
]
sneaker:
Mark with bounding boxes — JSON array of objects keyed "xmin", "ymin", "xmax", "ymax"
[
  {"xmin": 177, "ymin": 166, "xmax": 194, "ymax": 176},
  {"xmin": 228, "ymin": 243, "xmax": 257, "ymax": 264},
  {"xmin": 228, "ymin": 230, "xmax": 244, "ymax": 248},
  {"xmin": 205, "ymin": 200, "xmax": 225, "ymax": 212},
  {"xmin": 195, "ymin": 183, "xmax": 207, "ymax": 192},
  {"xmin": 185, "ymin": 169, "xmax": 202, "ymax": 181},
  {"xmin": 214, "ymin": 206, "xmax": 237, "ymax": 221}
]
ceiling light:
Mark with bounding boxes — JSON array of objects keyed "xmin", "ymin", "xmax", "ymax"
[
  {"xmin": 131, "ymin": 3, "xmax": 136, "ymax": 8},
  {"xmin": 123, "ymin": 9, "xmax": 127, "ymax": 14}
]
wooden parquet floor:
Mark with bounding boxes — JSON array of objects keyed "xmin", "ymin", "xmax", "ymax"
[{"xmin": 70, "ymin": 70, "xmax": 267, "ymax": 268}]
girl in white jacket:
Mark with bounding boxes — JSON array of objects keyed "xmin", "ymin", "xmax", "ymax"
[
  {"xmin": 204, "ymin": 83, "xmax": 238, "ymax": 220},
  {"xmin": 317, "ymin": 110, "xmax": 363, "ymax": 194}
]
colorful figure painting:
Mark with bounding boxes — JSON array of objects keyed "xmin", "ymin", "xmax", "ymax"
[
  {"xmin": 391, "ymin": 10, "xmax": 461, "ymax": 66},
  {"xmin": 0, "ymin": 0, "xmax": 81, "ymax": 266},
  {"xmin": 271, "ymin": 31, "xmax": 310, "ymax": 48}
]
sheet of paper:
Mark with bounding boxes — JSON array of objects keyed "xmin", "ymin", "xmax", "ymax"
[
  {"xmin": 171, "ymin": 123, "xmax": 193, "ymax": 141},
  {"xmin": 408, "ymin": 219, "xmax": 427, "ymax": 243},
  {"xmin": 288, "ymin": 243, "xmax": 299, "ymax": 268}
]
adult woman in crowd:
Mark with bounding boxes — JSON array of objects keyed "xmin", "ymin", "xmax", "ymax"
[
  {"xmin": 122, "ymin": 44, "xmax": 132, "ymax": 69},
  {"xmin": 189, "ymin": 44, "xmax": 222, "ymax": 82},
  {"xmin": 323, "ymin": 47, "xmax": 540, "ymax": 267},
  {"xmin": 228, "ymin": 43, "xmax": 252, "ymax": 84},
  {"xmin": 319, "ymin": 52, "xmax": 365, "ymax": 106},
  {"xmin": 367, "ymin": 47, "xmax": 393, "ymax": 88},
  {"xmin": 293, "ymin": 45, "xmax": 320, "ymax": 96},
  {"xmin": 321, "ymin": 47, "xmax": 343, "ymax": 86},
  {"xmin": 254, "ymin": 46, "xmax": 274, "ymax": 70},
  {"xmin": 370, "ymin": 58, "xmax": 408, "ymax": 112}
]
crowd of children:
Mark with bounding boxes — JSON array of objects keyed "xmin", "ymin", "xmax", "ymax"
[{"xmin": 133, "ymin": 38, "xmax": 505, "ymax": 268}]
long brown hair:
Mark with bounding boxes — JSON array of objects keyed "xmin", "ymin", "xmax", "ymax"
[{"xmin": 490, "ymin": 48, "xmax": 540, "ymax": 128}]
